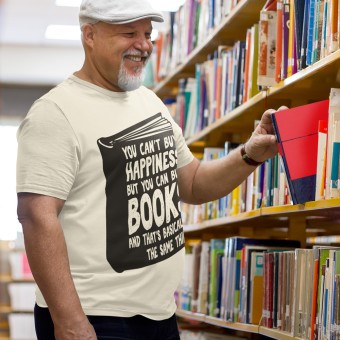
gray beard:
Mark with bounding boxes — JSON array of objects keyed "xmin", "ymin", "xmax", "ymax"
[{"xmin": 117, "ymin": 63, "xmax": 146, "ymax": 91}]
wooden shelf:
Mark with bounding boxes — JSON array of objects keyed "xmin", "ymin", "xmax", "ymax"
[
  {"xmin": 0, "ymin": 306, "xmax": 10, "ymax": 314},
  {"xmin": 0, "ymin": 275, "xmax": 34, "ymax": 285},
  {"xmin": 259, "ymin": 327, "xmax": 303, "ymax": 340},
  {"xmin": 182, "ymin": 199, "xmax": 340, "ymax": 245},
  {"xmin": 176, "ymin": 309, "xmax": 303, "ymax": 339}
]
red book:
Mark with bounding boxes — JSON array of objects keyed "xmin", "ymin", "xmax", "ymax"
[{"xmin": 272, "ymin": 99, "xmax": 330, "ymax": 204}]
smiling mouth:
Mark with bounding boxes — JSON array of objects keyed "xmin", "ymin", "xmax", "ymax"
[{"xmin": 125, "ymin": 55, "xmax": 146, "ymax": 62}]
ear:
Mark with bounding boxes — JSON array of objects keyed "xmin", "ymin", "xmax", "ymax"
[{"xmin": 82, "ymin": 24, "xmax": 95, "ymax": 48}]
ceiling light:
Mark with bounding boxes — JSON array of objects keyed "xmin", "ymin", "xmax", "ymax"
[{"xmin": 45, "ymin": 25, "xmax": 81, "ymax": 41}]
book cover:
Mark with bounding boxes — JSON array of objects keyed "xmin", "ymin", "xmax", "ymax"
[
  {"xmin": 197, "ymin": 241, "xmax": 210, "ymax": 314},
  {"xmin": 312, "ymin": 0, "xmax": 325, "ymax": 63},
  {"xmin": 301, "ymin": 0, "xmax": 311, "ymax": 68},
  {"xmin": 271, "ymin": 99, "xmax": 330, "ymax": 204},
  {"xmin": 250, "ymin": 252, "xmax": 264, "ymax": 325},
  {"xmin": 191, "ymin": 241, "xmax": 202, "ymax": 312},
  {"xmin": 325, "ymin": 88, "xmax": 340, "ymax": 199},
  {"xmin": 282, "ymin": 0, "xmax": 291, "ymax": 79},
  {"xmin": 258, "ymin": 10, "xmax": 278, "ymax": 87},
  {"xmin": 329, "ymin": 0, "xmax": 339, "ymax": 53},
  {"xmin": 248, "ymin": 24, "xmax": 260, "ymax": 99},
  {"xmin": 275, "ymin": 0, "xmax": 283, "ymax": 83},
  {"xmin": 307, "ymin": 0, "xmax": 317, "ymax": 65},
  {"xmin": 209, "ymin": 239, "xmax": 225, "ymax": 317},
  {"xmin": 315, "ymin": 120, "xmax": 328, "ymax": 200},
  {"xmin": 294, "ymin": 0, "xmax": 306, "ymax": 70},
  {"xmin": 330, "ymin": 251, "xmax": 340, "ymax": 339},
  {"xmin": 243, "ymin": 29, "xmax": 252, "ymax": 103}
]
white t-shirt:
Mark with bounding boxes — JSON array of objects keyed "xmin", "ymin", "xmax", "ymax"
[{"xmin": 16, "ymin": 75, "xmax": 194, "ymax": 320}]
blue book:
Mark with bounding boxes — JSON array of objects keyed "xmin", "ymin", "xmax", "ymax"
[
  {"xmin": 306, "ymin": 0, "xmax": 316, "ymax": 65},
  {"xmin": 300, "ymin": 0, "xmax": 311, "ymax": 68}
]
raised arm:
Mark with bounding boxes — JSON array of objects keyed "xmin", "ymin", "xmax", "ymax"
[{"xmin": 17, "ymin": 193, "xmax": 97, "ymax": 340}]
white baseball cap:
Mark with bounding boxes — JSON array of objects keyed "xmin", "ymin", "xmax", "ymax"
[{"xmin": 79, "ymin": 0, "xmax": 164, "ymax": 27}]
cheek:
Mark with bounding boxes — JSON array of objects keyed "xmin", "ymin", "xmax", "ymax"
[{"xmin": 147, "ymin": 41, "xmax": 153, "ymax": 54}]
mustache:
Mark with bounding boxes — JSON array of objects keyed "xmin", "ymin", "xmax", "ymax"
[{"xmin": 122, "ymin": 49, "xmax": 150, "ymax": 58}]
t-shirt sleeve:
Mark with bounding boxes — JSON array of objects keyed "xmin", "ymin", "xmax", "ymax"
[
  {"xmin": 171, "ymin": 118, "xmax": 194, "ymax": 169},
  {"xmin": 16, "ymin": 99, "xmax": 79, "ymax": 200}
]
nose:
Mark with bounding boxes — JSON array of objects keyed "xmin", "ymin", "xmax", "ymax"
[{"xmin": 133, "ymin": 36, "xmax": 153, "ymax": 54}]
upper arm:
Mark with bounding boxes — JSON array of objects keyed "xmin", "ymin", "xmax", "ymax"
[
  {"xmin": 17, "ymin": 193, "xmax": 65, "ymax": 229},
  {"xmin": 176, "ymin": 158, "xmax": 200, "ymax": 204},
  {"xmin": 16, "ymin": 99, "xmax": 79, "ymax": 200}
]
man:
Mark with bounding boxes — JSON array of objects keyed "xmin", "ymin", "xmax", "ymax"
[{"xmin": 16, "ymin": 0, "xmax": 279, "ymax": 339}]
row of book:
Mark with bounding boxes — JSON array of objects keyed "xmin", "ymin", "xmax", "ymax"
[
  {"xmin": 154, "ymin": 0, "xmax": 242, "ymax": 82},
  {"xmin": 260, "ymin": 0, "xmax": 340, "ymax": 86},
  {"xmin": 153, "ymin": 0, "xmax": 340, "ymax": 139},
  {"xmin": 180, "ymin": 142, "xmax": 291, "ymax": 225},
  {"xmin": 175, "ymin": 37, "xmax": 259, "ymax": 138},
  {"xmin": 177, "ymin": 236, "xmax": 340, "ymax": 340}
]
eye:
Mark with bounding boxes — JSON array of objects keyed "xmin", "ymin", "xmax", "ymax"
[{"xmin": 123, "ymin": 32, "xmax": 135, "ymax": 37}]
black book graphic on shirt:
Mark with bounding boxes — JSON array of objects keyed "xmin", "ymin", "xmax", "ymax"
[{"xmin": 97, "ymin": 112, "xmax": 185, "ymax": 273}]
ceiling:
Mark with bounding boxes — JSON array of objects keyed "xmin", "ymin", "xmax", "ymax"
[
  {"xmin": 0, "ymin": 0, "xmax": 169, "ymax": 86},
  {"xmin": 0, "ymin": 0, "xmax": 82, "ymax": 47}
]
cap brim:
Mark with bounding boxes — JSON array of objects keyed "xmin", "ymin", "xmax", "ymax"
[
  {"xmin": 80, "ymin": 14, "xmax": 164, "ymax": 27},
  {"xmin": 111, "ymin": 14, "xmax": 164, "ymax": 24}
]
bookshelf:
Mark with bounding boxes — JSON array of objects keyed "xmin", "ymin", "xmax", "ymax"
[
  {"xmin": 153, "ymin": 0, "xmax": 340, "ymax": 339},
  {"xmin": 0, "ymin": 241, "xmax": 35, "ymax": 340}
]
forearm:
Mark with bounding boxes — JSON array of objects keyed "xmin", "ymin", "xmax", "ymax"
[
  {"xmin": 191, "ymin": 145, "xmax": 256, "ymax": 204},
  {"xmin": 17, "ymin": 193, "xmax": 90, "ymax": 335},
  {"xmin": 178, "ymin": 145, "xmax": 258, "ymax": 205}
]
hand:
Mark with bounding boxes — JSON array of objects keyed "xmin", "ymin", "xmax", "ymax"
[
  {"xmin": 54, "ymin": 318, "xmax": 97, "ymax": 340},
  {"xmin": 245, "ymin": 106, "xmax": 288, "ymax": 162}
]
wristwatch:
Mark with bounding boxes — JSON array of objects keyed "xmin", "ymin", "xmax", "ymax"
[{"xmin": 240, "ymin": 144, "xmax": 263, "ymax": 166}]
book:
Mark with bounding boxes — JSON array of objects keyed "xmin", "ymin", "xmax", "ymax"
[
  {"xmin": 248, "ymin": 24, "xmax": 260, "ymax": 100},
  {"xmin": 282, "ymin": 0, "xmax": 291, "ymax": 79},
  {"xmin": 271, "ymin": 99, "xmax": 330, "ymax": 204},
  {"xmin": 209, "ymin": 239, "xmax": 225, "ymax": 317},
  {"xmin": 325, "ymin": 88, "xmax": 340, "ymax": 199},
  {"xmin": 329, "ymin": 0, "xmax": 339, "ymax": 53},
  {"xmin": 300, "ymin": 0, "xmax": 311, "ymax": 68},
  {"xmin": 287, "ymin": 0, "xmax": 297, "ymax": 76},
  {"xmin": 275, "ymin": 0, "xmax": 283, "ymax": 82},
  {"xmin": 315, "ymin": 120, "xmax": 328, "ymax": 200},
  {"xmin": 258, "ymin": 10, "xmax": 278, "ymax": 88},
  {"xmin": 197, "ymin": 241, "xmax": 210, "ymax": 314},
  {"xmin": 191, "ymin": 241, "xmax": 202, "ymax": 312},
  {"xmin": 294, "ymin": 0, "xmax": 306, "ymax": 70},
  {"xmin": 249, "ymin": 252, "xmax": 264, "ymax": 325}
]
